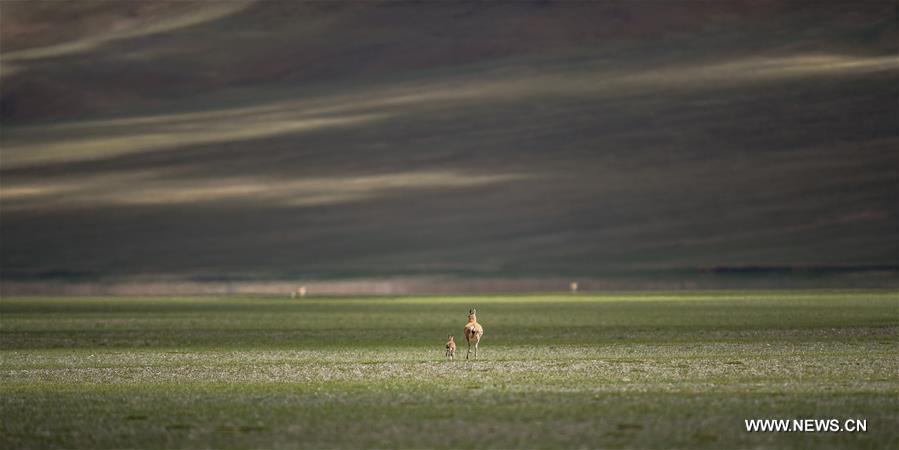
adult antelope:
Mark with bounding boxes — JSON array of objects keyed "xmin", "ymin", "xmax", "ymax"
[{"xmin": 463, "ymin": 309, "xmax": 484, "ymax": 360}]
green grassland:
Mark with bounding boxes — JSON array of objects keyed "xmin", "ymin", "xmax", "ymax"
[{"xmin": 1, "ymin": 291, "xmax": 896, "ymax": 449}]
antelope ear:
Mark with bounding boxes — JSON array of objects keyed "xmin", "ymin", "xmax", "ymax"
[
  {"xmin": 472, "ymin": 309, "xmax": 476, "ymax": 314},
  {"xmin": 469, "ymin": 309, "xmax": 473, "ymax": 314}
]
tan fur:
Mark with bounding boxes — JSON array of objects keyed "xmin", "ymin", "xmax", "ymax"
[
  {"xmin": 463, "ymin": 309, "xmax": 484, "ymax": 359},
  {"xmin": 445, "ymin": 335, "xmax": 456, "ymax": 360}
]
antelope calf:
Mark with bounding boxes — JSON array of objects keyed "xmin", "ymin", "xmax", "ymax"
[
  {"xmin": 445, "ymin": 335, "xmax": 456, "ymax": 360},
  {"xmin": 463, "ymin": 308, "xmax": 484, "ymax": 360}
]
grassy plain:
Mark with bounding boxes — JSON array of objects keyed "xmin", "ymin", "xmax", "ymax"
[{"xmin": 1, "ymin": 291, "xmax": 897, "ymax": 449}]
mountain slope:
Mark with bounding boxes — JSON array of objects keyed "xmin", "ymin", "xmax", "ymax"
[{"xmin": 1, "ymin": 1, "xmax": 896, "ymax": 283}]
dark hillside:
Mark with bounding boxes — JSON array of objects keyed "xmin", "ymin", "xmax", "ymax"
[{"xmin": 1, "ymin": 1, "xmax": 896, "ymax": 285}]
